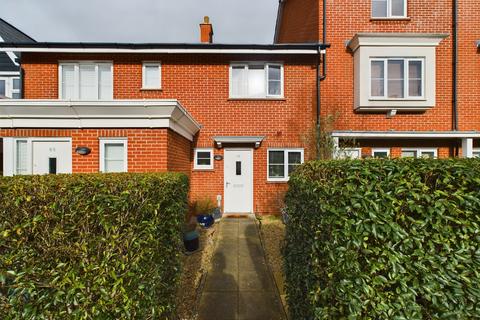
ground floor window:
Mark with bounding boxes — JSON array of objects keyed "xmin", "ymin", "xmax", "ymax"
[
  {"xmin": 372, "ymin": 148, "xmax": 390, "ymax": 158},
  {"xmin": 473, "ymin": 149, "xmax": 480, "ymax": 158},
  {"xmin": 337, "ymin": 148, "xmax": 362, "ymax": 159},
  {"xmin": 267, "ymin": 149, "xmax": 304, "ymax": 182},
  {"xmin": 194, "ymin": 148, "xmax": 214, "ymax": 170},
  {"xmin": 100, "ymin": 139, "xmax": 128, "ymax": 173},
  {"xmin": 401, "ymin": 148, "xmax": 437, "ymax": 159}
]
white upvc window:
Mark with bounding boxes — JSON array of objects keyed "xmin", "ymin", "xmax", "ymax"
[
  {"xmin": 99, "ymin": 138, "xmax": 128, "ymax": 173},
  {"xmin": 0, "ymin": 76, "xmax": 21, "ymax": 99},
  {"xmin": 59, "ymin": 62, "xmax": 113, "ymax": 100},
  {"xmin": 337, "ymin": 148, "xmax": 362, "ymax": 159},
  {"xmin": 230, "ymin": 62, "xmax": 284, "ymax": 99},
  {"xmin": 401, "ymin": 148, "xmax": 437, "ymax": 159},
  {"xmin": 473, "ymin": 149, "xmax": 480, "ymax": 158},
  {"xmin": 267, "ymin": 149, "xmax": 304, "ymax": 182},
  {"xmin": 142, "ymin": 62, "xmax": 161, "ymax": 89},
  {"xmin": 372, "ymin": 0, "xmax": 407, "ymax": 18},
  {"xmin": 372, "ymin": 148, "xmax": 390, "ymax": 158},
  {"xmin": 370, "ymin": 58, "xmax": 424, "ymax": 100},
  {"xmin": 194, "ymin": 148, "xmax": 214, "ymax": 170}
]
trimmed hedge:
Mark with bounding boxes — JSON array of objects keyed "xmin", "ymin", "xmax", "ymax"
[
  {"xmin": 285, "ymin": 159, "xmax": 480, "ymax": 319},
  {"xmin": 0, "ymin": 173, "xmax": 188, "ymax": 319}
]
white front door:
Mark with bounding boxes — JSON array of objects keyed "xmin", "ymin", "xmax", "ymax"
[
  {"xmin": 224, "ymin": 149, "xmax": 253, "ymax": 213},
  {"xmin": 32, "ymin": 141, "xmax": 72, "ymax": 175}
]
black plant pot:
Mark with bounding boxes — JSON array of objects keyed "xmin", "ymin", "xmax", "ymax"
[{"xmin": 184, "ymin": 230, "xmax": 200, "ymax": 252}]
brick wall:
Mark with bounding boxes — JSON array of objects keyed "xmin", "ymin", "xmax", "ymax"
[
  {"xmin": 276, "ymin": 0, "xmax": 320, "ymax": 43},
  {"xmin": 167, "ymin": 130, "xmax": 192, "ymax": 175},
  {"xmin": 16, "ymin": 53, "xmax": 318, "ymax": 215},
  {"xmin": 276, "ymin": 0, "xmax": 480, "ymax": 155}
]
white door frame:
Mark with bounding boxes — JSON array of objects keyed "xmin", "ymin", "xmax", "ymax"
[{"xmin": 223, "ymin": 148, "xmax": 254, "ymax": 214}]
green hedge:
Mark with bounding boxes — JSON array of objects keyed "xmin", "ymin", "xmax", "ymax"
[
  {"xmin": 285, "ymin": 159, "xmax": 480, "ymax": 319},
  {"xmin": 0, "ymin": 173, "xmax": 188, "ymax": 319}
]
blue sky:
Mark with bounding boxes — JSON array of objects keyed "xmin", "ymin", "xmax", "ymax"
[{"xmin": 2, "ymin": 0, "xmax": 279, "ymax": 43}]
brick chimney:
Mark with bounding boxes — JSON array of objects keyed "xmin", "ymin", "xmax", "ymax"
[{"xmin": 200, "ymin": 16, "xmax": 214, "ymax": 43}]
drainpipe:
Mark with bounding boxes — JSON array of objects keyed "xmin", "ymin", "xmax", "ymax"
[
  {"xmin": 316, "ymin": 0, "xmax": 327, "ymax": 159},
  {"xmin": 453, "ymin": 0, "xmax": 459, "ymax": 156}
]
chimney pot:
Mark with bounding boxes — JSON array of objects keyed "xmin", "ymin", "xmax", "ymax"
[{"xmin": 200, "ymin": 16, "xmax": 213, "ymax": 43}]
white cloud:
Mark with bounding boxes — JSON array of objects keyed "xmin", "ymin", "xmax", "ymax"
[{"xmin": 1, "ymin": 0, "xmax": 278, "ymax": 43}]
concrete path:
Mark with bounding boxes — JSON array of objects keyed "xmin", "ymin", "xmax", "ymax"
[{"xmin": 198, "ymin": 217, "xmax": 286, "ymax": 320}]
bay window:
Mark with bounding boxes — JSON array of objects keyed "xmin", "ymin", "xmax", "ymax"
[
  {"xmin": 230, "ymin": 63, "xmax": 283, "ymax": 98},
  {"xmin": 268, "ymin": 149, "xmax": 303, "ymax": 181},
  {"xmin": 59, "ymin": 62, "xmax": 113, "ymax": 100},
  {"xmin": 370, "ymin": 58, "xmax": 424, "ymax": 100}
]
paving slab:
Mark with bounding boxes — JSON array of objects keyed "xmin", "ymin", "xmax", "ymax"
[{"xmin": 197, "ymin": 217, "xmax": 286, "ymax": 320}]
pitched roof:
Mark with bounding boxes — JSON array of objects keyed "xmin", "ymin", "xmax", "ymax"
[{"xmin": 0, "ymin": 18, "xmax": 35, "ymax": 43}]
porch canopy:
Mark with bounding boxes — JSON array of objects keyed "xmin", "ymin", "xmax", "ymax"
[
  {"xmin": 0, "ymin": 99, "xmax": 201, "ymax": 141},
  {"xmin": 213, "ymin": 136, "xmax": 265, "ymax": 149}
]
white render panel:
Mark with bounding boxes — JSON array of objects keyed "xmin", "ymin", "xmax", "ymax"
[{"xmin": 355, "ymin": 46, "xmax": 437, "ymax": 111}]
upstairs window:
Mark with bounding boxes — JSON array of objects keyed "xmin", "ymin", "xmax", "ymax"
[
  {"xmin": 230, "ymin": 63, "xmax": 283, "ymax": 99},
  {"xmin": 60, "ymin": 62, "xmax": 113, "ymax": 100},
  {"xmin": 0, "ymin": 77, "xmax": 20, "ymax": 99},
  {"xmin": 142, "ymin": 62, "xmax": 161, "ymax": 89},
  {"xmin": 370, "ymin": 58, "xmax": 424, "ymax": 100},
  {"xmin": 372, "ymin": 0, "xmax": 406, "ymax": 18}
]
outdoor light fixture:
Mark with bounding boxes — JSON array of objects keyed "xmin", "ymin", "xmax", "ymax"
[{"xmin": 75, "ymin": 147, "xmax": 91, "ymax": 155}]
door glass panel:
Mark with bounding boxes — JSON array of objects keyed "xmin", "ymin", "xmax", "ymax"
[
  {"xmin": 49, "ymin": 158, "xmax": 57, "ymax": 174},
  {"xmin": 236, "ymin": 161, "xmax": 242, "ymax": 175}
]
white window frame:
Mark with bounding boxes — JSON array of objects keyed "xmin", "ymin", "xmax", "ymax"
[
  {"xmin": 267, "ymin": 148, "xmax": 304, "ymax": 182},
  {"xmin": 99, "ymin": 138, "xmax": 128, "ymax": 173},
  {"xmin": 9, "ymin": 137, "xmax": 72, "ymax": 176},
  {"xmin": 336, "ymin": 148, "xmax": 362, "ymax": 159},
  {"xmin": 142, "ymin": 61, "xmax": 162, "ymax": 90},
  {"xmin": 58, "ymin": 61, "xmax": 113, "ymax": 100},
  {"xmin": 401, "ymin": 148, "xmax": 438, "ymax": 159},
  {"xmin": 0, "ymin": 76, "xmax": 20, "ymax": 99},
  {"xmin": 194, "ymin": 148, "xmax": 214, "ymax": 170},
  {"xmin": 473, "ymin": 149, "xmax": 480, "ymax": 158},
  {"xmin": 372, "ymin": 148, "xmax": 391, "ymax": 158},
  {"xmin": 369, "ymin": 57, "xmax": 425, "ymax": 100},
  {"xmin": 372, "ymin": 0, "xmax": 407, "ymax": 18},
  {"xmin": 229, "ymin": 62, "xmax": 284, "ymax": 99}
]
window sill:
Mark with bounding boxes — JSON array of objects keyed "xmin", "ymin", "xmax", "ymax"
[
  {"xmin": 267, "ymin": 179, "xmax": 289, "ymax": 184},
  {"xmin": 370, "ymin": 17, "xmax": 411, "ymax": 21},
  {"xmin": 228, "ymin": 97, "xmax": 286, "ymax": 101},
  {"xmin": 193, "ymin": 168, "xmax": 215, "ymax": 172},
  {"xmin": 369, "ymin": 98, "xmax": 427, "ymax": 102},
  {"xmin": 140, "ymin": 87, "xmax": 162, "ymax": 91}
]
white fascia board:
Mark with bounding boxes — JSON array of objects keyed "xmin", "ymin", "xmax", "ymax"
[
  {"xmin": 0, "ymin": 47, "xmax": 318, "ymax": 55},
  {"xmin": 0, "ymin": 100, "xmax": 201, "ymax": 141},
  {"xmin": 348, "ymin": 33, "xmax": 449, "ymax": 52},
  {"xmin": 332, "ymin": 131, "xmax": 480, "ymax": 139}
]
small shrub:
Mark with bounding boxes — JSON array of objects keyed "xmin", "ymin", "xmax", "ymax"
[
  {"xmin": 0, "ymin": 173, "xmax": 188, "ymax": 319},
  {"xmin": 285, "ymin": 159, "xmax": 480, "ymax": 319}
]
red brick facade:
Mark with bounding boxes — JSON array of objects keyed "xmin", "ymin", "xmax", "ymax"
[
  {"xmin": 276, "ymin": 0, "xmax": 480, "ymax": 157},
  {"xmin": 3, "ymin": 52, "xmax": 317, "ymax": 215}
]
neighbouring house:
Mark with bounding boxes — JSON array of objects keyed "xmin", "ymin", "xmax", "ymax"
[
  {"xmin": 0, "ymin": 18, "xmax": 35, "ymax": 175},
  {"xmin": 275, "ymin": 0, "xmax": 480, "ymax": 159},
  {"xmin": 0, "ymin": 17, "xmax": 327, "ymax": 215}
]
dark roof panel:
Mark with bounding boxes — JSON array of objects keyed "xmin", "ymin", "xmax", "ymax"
[
  {"xmin": 0, "ymin": 52, "xmax": 18, "ymax": 71},
  {"xmin": 0, "ymin": 18, "xmax": 35, "ymax": 42}
]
